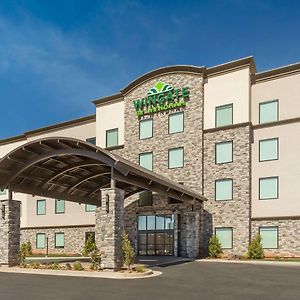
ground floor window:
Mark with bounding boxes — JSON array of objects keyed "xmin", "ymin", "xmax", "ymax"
[
  {"xmin": 259, "ymin": 226, "xmax": 278, "ymax": 249},
  {"xmin": 138, "ymin": 215, "xmax": 174, "ymax": 256},
  {"xmin": 36, "ymin": 233, "xmax": 46, "ymax": 249},
  {"xmin": 55, "ymin": 232, "xmax": 65, "ymax": 248},
  {"xmin": 215, "ymin": 227, "xmax": 233, "ymax": 249}
]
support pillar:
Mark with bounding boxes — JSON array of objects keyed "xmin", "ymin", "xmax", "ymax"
[
  {"xmin": 0, "ymin": 199, "xmax": 21, "ymax": 266},
  {"xmin": 95, "ymin": 188, "xmax": 124, "ymax": 270}
]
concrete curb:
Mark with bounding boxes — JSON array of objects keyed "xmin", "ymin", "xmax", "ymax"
[
  {"xmin": 0, "ymin": 266, "xmax": 162, "ymax": 280},
  {"xmin": 197, "ymin": 259, "xmax": 300, "ymax": 267}
]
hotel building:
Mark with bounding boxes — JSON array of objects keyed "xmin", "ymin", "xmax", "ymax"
[{"xmin": 0, "ymin": 56, "xmax": 300, "ymax": 264}]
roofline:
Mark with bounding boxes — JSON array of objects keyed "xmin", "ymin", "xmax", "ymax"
[
  {"xmin": 0, "ymin": 114, "xmax": 96, "ymax": 146},
  {"xmin": 254, "ymin": 61, "xmax": 300, "ymax": 82},
  {"xmin": 92, "ymin": 93, "xmax": 123, "ymax": 106}
]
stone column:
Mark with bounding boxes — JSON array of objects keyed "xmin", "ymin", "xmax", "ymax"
[
  {"xmin": 95, "ymin": 188, "xmax": 124, "ymax": 270},
  {"xmin": 0, "ymin": 199, "xmax": 21, "ymax": 266}
]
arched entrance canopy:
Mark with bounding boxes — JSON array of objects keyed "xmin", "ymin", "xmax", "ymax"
[{"xmin": 0, "ymin": 137, "xmax": 205, "ymax": 205}]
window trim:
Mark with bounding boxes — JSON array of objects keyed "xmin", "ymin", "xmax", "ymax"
[
  {"xmin": 215, "ymin": 141, "xmax": 233, "ymax": 164},
  {"xmin": 259, "ymin": 137, "xmax": 279, "ymax": 162},
  {"xmin": 139, "ymin": 118, "xmax": 153, "ymax": 140},
  {"xmin": 215, "ymin": 103, "xmax": 233, "ymax": 128},
  {"xmin": 55, "ymin": 199, "xmax": 65, "ymax": 214},
  {"xmin": 168, "ymin": 147, "xmax": 184, "ymax": 169},
  {"xmin": 259, "ymin": 226, "xmax": 279, "ymax": 249},
  {"xmin": 168, "ymin": 111, "xmax": 184, "ymax": 134},
  {"xmin": 36, "ymin": 233, "xmax": 46, "ymax": 249},
  {"xmin": 259, "ymin": 176, "xmax": 279, "ymax": 200},
  {"xmin": 215, "ymin": 178, "xmax": 233, "ymax": 201},
  {"xmin": 259, "ymin": 99, "xmax": 279, "ymax": 124},
  {"xmin": 215, "ymin": 227, "xmax": 233, "ymax": 249},
  {"xmin": 106, "ymin": 128, "xmax": 119, "ymax": 148},
  {"xmin": 139, "ymin": 151, "xmax": 153, "ymax": 171},
  {"xmin": 36, "ymin": 199, "xmax": 46, "ymax": 215},
  {"xmin": 54, "ymin": 232, "xmax": 65, "ymax": 249}
]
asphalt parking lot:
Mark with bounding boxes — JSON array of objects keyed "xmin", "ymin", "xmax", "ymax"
[{"xmin": 0, "ymin": 261, "xmax": 299, "ymax": 300}]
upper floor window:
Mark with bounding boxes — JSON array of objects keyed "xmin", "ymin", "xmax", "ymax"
[
  {"xmin": 215, "ymin": 104, "xmax": 233, "ymax": 127},
  {"xmin": 168, "ymin": 147, "xmax": 184, "ymax": 169},
  {"xmin": 259, "ymin": 176, "xmax": 278, "ymax": 200},
  {"xmin": 259, "ymin": 138, "xmax": 278, "ymax": 162},
  {"xmin": 215, "ymin": 141, "xmax": 233, "ymax": 164},
  {"xmin": 169, "ymin": 112, "xmax": 184, "ymax": 134},
  {"xmin": 259, "ymin": 227, "xmax": 278, "ymax": 249},
  {"xmin": 85, "ymin": 204, "xmax": 96, "ymax": 212},
  {"xmin": 86, "ymin": 137, "xmax": 96, "ymax": 145},
  {"xmin": 215, "ymin": 179, "xmax": 233, "ymax": 201},
  {"xmin": 106, "ymin": 128, "xmax": 118, "ymax": 148},
  {"xmin": 139, "ymin": 119, "xmax": 153, "ymax": 140},
  {"xmin": 138, "ymin": 190, "xmax": 153, "ymax": 206},
  {"xmin": 259, "ymin": 100, "xmax": 278, "ymax": 124},
  {"xmin": 139, "ymin": 152, "xmax": 153, "ymax": 171},
  {"xmin": 215, "ymin": 227, "xmax": 233, "ymax": 249},
  {"xmin": 55, "ymin": 199, "xmax": 65, "ymax": 214},
  {"xmin": 0, "ymin": 189, "xmax": 7, "ymax": 195},
  {"xmin": 36, "ymin": 199, "xmax": 46, "ymax": 215}
]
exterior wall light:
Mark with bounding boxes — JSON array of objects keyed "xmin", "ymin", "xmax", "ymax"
[{"xmin": 106, "ymin": 194, "xmax": 109, "ymax": 213}]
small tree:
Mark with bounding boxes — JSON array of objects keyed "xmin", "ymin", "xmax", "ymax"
[
  {"xmin": 83, "ymin": 235, "xmax": 97, "ymax": 256},
  {"xmin": 18, "ymin": 241, "xmax": 32, "ymax": 264},
  {"xmin": 248, "ymin": 234, "xmax": 264, "ymax": 259},
  {"xmin": 26, "ymin": 241, "xmax": 33, "ymax": 255},
  {"xmin": 208, "ymin": 235, "xmax": 223, "ymax": 258},
  {"xmin": 90, "ymin": 249, "xmax": 101, "ymax": 271},
  {"xmin": 122, "ymin": 231, "xmax": 135, "ymax": 270}
]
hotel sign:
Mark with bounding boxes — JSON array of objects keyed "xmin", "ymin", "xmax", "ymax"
[{"xmin": 133, "ymin": 81, "xmax": 189, "ymax": 117}]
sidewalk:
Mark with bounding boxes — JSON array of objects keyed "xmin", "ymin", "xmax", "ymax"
[
  {"xmin": 0, "ymin": 266, "xmax": 161, "ymax": 280},
  {"xmin": 197, "ymin": 258, "xmax": 300, "ymax": 267}
]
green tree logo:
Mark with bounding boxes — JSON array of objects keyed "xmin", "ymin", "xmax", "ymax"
[{"xmin": 148, "ymin": 81, "xmax": 173, "ymax": 95}]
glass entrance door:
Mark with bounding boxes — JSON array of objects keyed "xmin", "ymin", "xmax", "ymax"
[{"xmin": 138, "ymin": 215, "xmax": 174, "ymax": 256}]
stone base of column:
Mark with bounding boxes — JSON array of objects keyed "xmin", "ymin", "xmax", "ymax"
[
  {"xmin": 95, "ymin": 188, "xmax": 124, "ymax": 271},
  {"xmin": 0, "ymin": 200, "xmax": 21, "ymax": 267}
]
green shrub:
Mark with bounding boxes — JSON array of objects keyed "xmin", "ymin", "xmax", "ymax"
[
  {"xmin": 83, "ymin": 235, "xmax": 97, "ymax": 256},
  {"xmin": 29, "ymin": 262, "xmax": 40, "ymax": 269},
  {"xmin": 208, "ymin": 235, "xmax": 223, "ymax": 258},
  {"xmin": 18, "ymin": 241, "xmax": 32, "ymax": 264},
  {"xmin": 248, "ymin": 234, "xmax": 264, "ymax": 259},
  {"xmin": 26, "ymin": 241, "xmax": 33, "ymax": 255},
  {"xmin": 122, "ymin": 231, "xmax": 135, "ymax": 270},
  {"xmin": 90, "ymin": 249, "xmax": 101, "ymax": 271},
  {"xmin": 135, "ymin": 265, "xmax": 145, "ymax": 273},
  {"xmin": 47, "ymin": 262, "xmax": 60, "ymax": 270},
  {"xmin": 73, "ymin": 261, "xmax": 84, "ymax": 271}
]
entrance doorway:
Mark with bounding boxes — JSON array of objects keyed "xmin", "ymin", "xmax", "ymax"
[{"xmin": 137, "ymin": 215, "xmax": 174, "ymax": 256}]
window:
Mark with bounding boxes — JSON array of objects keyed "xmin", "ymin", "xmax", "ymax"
[
  {"xmin": 106, "ymin": 128, "xmax": 118, "ymax": 148},
  {"xmin": 85, "ymin": 232, "xmax": 95, "ymax": 244},
  {"xmin": 169, "ymin": 112, "xmax": 184, "ymax": 134},
  {"xmin": 259, "ymin": 138, "xmax": 278, "ymax": 162},
  {"xmin": 139, "ymin": 119, "xmax": 153, "ymax": 139},
  {"xmin": 139, "ymin": 190, "xmax": 153, "ymax": 206},
  {"xmin": 36, "ymin": 199, "xmax": 46, "ymax": 215},
  {"xmin": 139, "ymin": 152, "xmax": 153, "ymax": 171},
  {"xmin": 86, "ymin": 137, "xmax": 96, "ymax": 145},
  {"xmin": 215, "ymin": 141, "xmax": 233, "ymax": 164},
  {"xmin": 259, "ymin": 100, "xmax": 278, "ymax": 124},
  {"xmin": 259, "ymin": 177, "xmax": 278, "ymax": 200},
  {"xmin": 55, "ymin": 233, "xmax": 65, "ymax": 248},
  {"xmin": 215, "ymin": 179, "xmax": 233, "ymax": 201},
  {"xmin": 215, "ymin": 228, "xmax": 233, "ymax": 249},
  {"xmin": 215, "ymin": 104, "xmax": 233, "ymax": 127},
  {"xmin": 55, "ymin": 199, "xmax": 65, "ymax": 214},
  {"xmin": 85, "ymin": 204, "xmax": 96, "ymax": 212},
  {"xmin": 138, "ymin": 215, "xmax": 174, "ymax": 231},
  {"xmin": 168, "ymin": 147, "xmax": 184, "ymax": 169},
  {"xmin": 36, "ymin": 233, "xmax": 46, "ymax": 249},
  {"xmin": 0, "ymin": 189, "xmax": 7, "ymax": 195},
  {"xmin": 259, "ymin": 227, "xmax": 278, "ymax": 249}
]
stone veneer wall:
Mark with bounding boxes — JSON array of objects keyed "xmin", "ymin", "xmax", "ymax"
[
  {"xmin": 21, "ymin": 225, "xmax": 95, "ymax": 254},
  {"xmin": 251, "ymin": 218, "xmax": 300, "ymax": 257},
  {"xmin": 120, "ymin": 72, "xmax": 205, "ymax": 257},
  {"xmin": 203, "ymin": 124, "xmax": 252, "ymax": 256}
]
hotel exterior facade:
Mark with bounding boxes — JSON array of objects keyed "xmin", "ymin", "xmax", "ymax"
[{"xmin": 1, "ymin": 56, "xmax": 300, "ymax": 260}]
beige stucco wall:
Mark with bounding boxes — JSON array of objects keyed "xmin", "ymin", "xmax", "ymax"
[
  {"xmin": 0, "ymin": 139, "xmax": 27, "ymax": 158},
  {"xmin": 251, "ymin": 73, "xmax": 300, "ymax": 125},
  {"xmin": 96, "ymin": 100, "xmax": 124, "ymax": 148},
  {"xmin": 252, "ymin": 122, "xmax": 300, "ymax": 218},
  {"xmin": 204, "ymin": 67, "xmax": 251, "ymax": 129}
]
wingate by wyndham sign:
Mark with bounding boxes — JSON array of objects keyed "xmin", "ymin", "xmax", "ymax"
[{"xmin": 133, "ymin": 81, "xmax": 189, "ymax": 117}]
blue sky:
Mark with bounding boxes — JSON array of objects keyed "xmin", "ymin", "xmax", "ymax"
[{"xmin": 0, "ymin": 0, "xmax": 300, "ymax": 139}]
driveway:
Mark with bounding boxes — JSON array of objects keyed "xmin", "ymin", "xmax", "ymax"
[{"xmin": 0, "ymin": 261, "xmax": 299, "ymax": 300}]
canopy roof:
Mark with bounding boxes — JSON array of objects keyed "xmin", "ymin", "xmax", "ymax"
[{"xmin": 0, "ymin": 137, "xmax": 205, "ymax": 205}]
